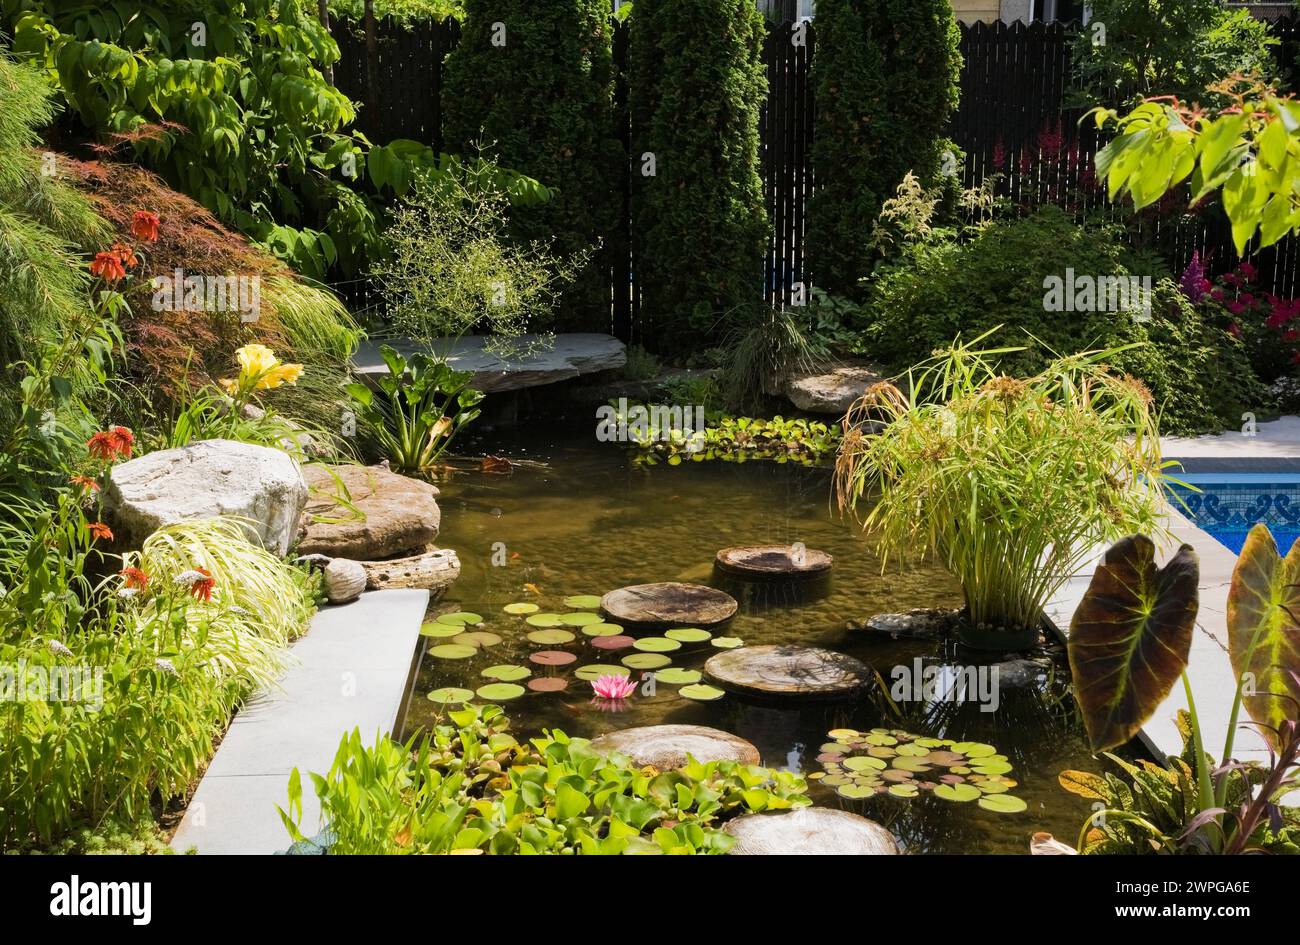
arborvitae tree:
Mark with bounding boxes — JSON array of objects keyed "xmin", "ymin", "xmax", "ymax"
[
  {"xmin": 630, "ymin": 0, "xmax": 769, "ymax": 350},
  {"xmin": 808, "ymin": 0, "xmax": 961, "ymax": 296},
  {"xmin": 443, "ymin": 0, "xmax": 622, "ymax": 329}
]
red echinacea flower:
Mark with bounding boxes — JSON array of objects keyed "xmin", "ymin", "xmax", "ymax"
[
  {"xmin": 120, "ymin": 566, "xmax": 150, "ymax": 590},
  {"xmin": 89, "ymin": 251, "xmax": 126, "ymax": 283},
  {"xmin": 110, "ymin": 242, "xmax": 138, "ymax": 269},
  {"xmin": 69, "ymin": 475, "xmax": 100, "ymax": 492},
  {"xmin": 87, "ymin": 522, "xmax": 114, "ymax": 542},
  {"xmin": 131, "ymin": 210, "xmax": 160, "ymax": 243}
]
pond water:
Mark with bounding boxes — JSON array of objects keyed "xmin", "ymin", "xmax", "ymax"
[{"xmin": 401, "ymin": 420, "xmax": 1106, "ymax": 854}]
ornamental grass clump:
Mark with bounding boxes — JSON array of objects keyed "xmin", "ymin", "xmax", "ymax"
[{"xmin": 834, "ymin": 335, "xmax": 1173, "ymax": 649}]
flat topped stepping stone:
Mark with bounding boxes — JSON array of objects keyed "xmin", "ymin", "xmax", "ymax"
[
  {"xmin": 725, "ymin": 808, "xmax": 898, "ymax": 855},
  {"xmin": 715, "ymin": 545, "xmax": 832, "ymax": 580},
  {"xmin": 600, "ymin": 582, "xmax": 738, "ymax": 630},
  {"xmin": 704, "ymin": 645, "xmax": 870, "ymax": 700},
  {"xmin": 589, "ymin": 724, "xmax": 760, "ymax": 770}
]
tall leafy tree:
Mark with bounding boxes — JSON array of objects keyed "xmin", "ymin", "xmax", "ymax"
[
  {"xmin": 629, "ymin": 0, "xmax": 768, "ymax": 349},
  {"xmin": 808, "ymin": 0, "xmax": 961, "ymax": 296},
  {"xmin": 442, "ymin": 0, "xmax": 622, "ymax": 330}
]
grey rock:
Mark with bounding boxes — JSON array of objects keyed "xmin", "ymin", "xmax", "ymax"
[
  {"xmin": 299, "ymin": 464, "xmax": 441, "ymax": 560},
  {"xmin": 784, "ymin": 361, "xmax": 889, "ymax": 415},
  {"xmin": 857, "ymin": 608, "xmax": 959, "ymax": 640},
  {"xmin": 104, "ymin": 439, "xmax": 306, "ymax": 555},
  {"xmin": 726, "ymin": 808, "xmax": 899, "ymax": 855}
]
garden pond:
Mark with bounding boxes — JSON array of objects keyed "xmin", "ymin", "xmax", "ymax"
[{"xmin": 401, "ymin": 423, "xmax": 1110, "ymax": 854}]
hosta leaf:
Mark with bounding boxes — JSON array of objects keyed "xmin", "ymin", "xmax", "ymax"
[
  {"xmin": 1068, "ymin": 535, "xmax": 1198, "ymax": 752},
  {"xmin": 1226, "ymin": 524, "xmax": 1300, "ymax": 749}
]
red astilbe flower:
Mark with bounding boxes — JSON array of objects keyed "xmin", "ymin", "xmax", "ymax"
[
  {"xmin": 87, "ymin": 522, "xmax": 114, "ymax": 542},
  {"xmin": 119, "ymin": 566, "xmax": 150, "ymax": 590},
  {"xmin": 89, "ymin": 251, "xmax": 126, "ymax": 282},
  {"xmin": 131, "ymin": 210, "xmax": 160, "ymax": 242}
]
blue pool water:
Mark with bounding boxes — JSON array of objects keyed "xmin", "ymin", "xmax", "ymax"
[{"xmin": 1165, "ymin": 473, "xmax": 1300, "ymax": 554}]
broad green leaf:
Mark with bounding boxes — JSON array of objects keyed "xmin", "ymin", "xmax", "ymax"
[
  {"xmin": 1068, "ymin": 535, "xmax": 1199, "ymax": 753},
  {"xmin": 1225, "ymin": 524, "xmax": 1300, "ymax": 749}
]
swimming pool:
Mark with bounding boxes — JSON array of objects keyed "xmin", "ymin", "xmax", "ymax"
[{"xmin": 1165, "ymin": 472, "xmax": 1300, "ymax": 554}]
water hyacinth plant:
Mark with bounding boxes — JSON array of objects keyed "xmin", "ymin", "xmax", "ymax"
[{"xmin": 835, "ymin": 334, "xmax": 1173, "ymax": 648}]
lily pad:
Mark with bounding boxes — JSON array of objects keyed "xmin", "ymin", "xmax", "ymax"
[
  {"xmin": 503, "ymin": 602, "xmax": 539, "ymax": 615},
  {"xmin": 526, "ymin": 628, "xmax": 576, "ymax": 645},
  {"xmin": 972, "ymin": 761, "xmax": 1014, "ymax": 776},
  {"xmin": 633, "ymin": 637, "xmax": 681, "ymax": 653},
  {"xmin": 679, "ymin": 683, "xmax": 726, "ymax": 702},
  {"xmin": 437, "ymin": 612, "xmax": 483, "ymax": 626},
  {"xmin": 622, "ymin": 653, "xmax": 672, "ymax": 670},
  {"xmin": 665, "ymin": 627, "xmax": 712, "ymax": 644},
  {"xmin": 427, "ymin": 687, "xmax": 474, "ymax": 704},
  {"xmin": 429, "ymin": 644, "xmax": 477, "ymax": 660},
  {"xmin": 652, "ymin": 668, "xmax": 702, "ymax": 685},
  {"xmin": 844, "ymin": 756, "xmax": 887, "ymax": 772},
  {"xmin": 475, "ymin": 683, "xmax": 525, "ymax": 702},
  {"xmin": 527, "ymin": 677, "xmax": 569, "ymax": 693},
  {"xmin": 452, "ymin": 631, "xmax": 502, "ymax": 648},
  {"xmin": 575, "ymin": 664, "xmax": 631, "ymax": 681},
  {"xmin": 711, "ymin": 637, "xmax": 744, "ymax": 649},
  {"xmin": 529, "ymin": 650, "xmax": 577, "ymax": 667},
  {"xmin": 836, "ymin": 784, "xmax": 876, "ymax": 800},
  {"xmin": 977, "ymin": 794, "xmax": 1028, "ymax": 814},
  {"xmin": 481, "ymin": 664, "xmax": 530, "ymax": 681},
  {"xmin": 582, "ymin": 623, "xmax": 624, "ymax": 637},
  {"xmin": 591, "ymin": 634, "xmax": 635, "ymax": 650},
  {"xmin": 888, "ymin": 783, "xmax": 919, "ymax": 798},
  {"xmin": 563, "ymin": 595, "xmax": 602, "ymax": 609},
  {"xmin": 525, "ymin": 613, "xmax": 563, "ymax": 628},
  {"xmin": 560, "ymin": 611, "xmax": 603, "ymax": 626},
  {"xmin": 420, "ymin": 622, "xmax": 464, "ymax": 638},
  {"xmin": 934, "ymin": 783, "xmax": 982, "ymax": 803}
]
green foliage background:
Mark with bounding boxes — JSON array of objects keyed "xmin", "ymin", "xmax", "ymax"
[
  {"xmin": 630, "ymin": 0, "xmax": 768, "ymax": 349},
  {"xmin": 808, "ymin": 0, "xmax": 961, "ymax": 296}
]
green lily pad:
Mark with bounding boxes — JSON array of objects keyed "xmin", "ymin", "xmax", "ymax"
[
  {"xmin": 436, "ymin": 612, "xmax": 483, "ymax": 626},
  {"xmin": 526, "ymin": 628, "xmax": 576, "ymax": 645},
  {"xmin": 426, "ymin": 687, "xmax": 474, "ymax": 704},
  {"xmin": 560, "ymin": 611, "xmax": 603, "ymax": 626},
  {"xmin": 888, "ymin": 783, "xmax": 919, "ymax": 798},
  {"xmin": 481, "ymin": 664, "xmax": 530, "ymax": 681},
  {"xmin": 563, "ymin": 595, "xmax": 602, "ymax": 609},
  {"xmin": 711, "ymin": 637, "xmax": 744, "ymax": 649},
  {"xmin": 977, "ymin": 794, "xmax": 1028, "ymax": 814},
  {"xmin": 953, "ymin": 742, "xmax": 996, "ymax": 757},
  {"xmin": 503, "ymin": 602, "xmax": 539, "ymax": 615},
  {"xmin": 622, "ymin": 653, "xmax": 672, "ymax": 670},
  {"xmin": 836, "ymin": 784, "xmax": 876, "ymax": 800},
  {"xmin": 844, "ymin": 756, "xmax": 887, "ymax": 772},
  {"xmin": 575, "ymin": 664, "xmax": 631, "ymax": 681},
  {"xmin": 420, "ymin": 622, "xmax": 463, "ymax": 638},
  {"xmin": 475, "ymin": 683, "xmax": 525, "ymax": 702},
  {"xmin": 972, "ymin": 761, "xmax": 1014, "ymax": 776},
  {"xmin": 679, "ymin": 684, "xmax": 725, "ymax": 702},
  {"xmin": 632, "ymin": 637, "xmax": 681, "ymax": 653},
  {"xmin": 525, "ymin": 613, "xmax": 563, "ymax": 627},
  {"xmin": 934, "ymin": 783, "xmax": 982, "ymax": 803},
  {"xmin": 665, "ymin": 627, "xmax": 712, "ymax": 644},
  {"xmin": 652, "ymin": 668, "xmax": 702, "ymax": 685},
  {"xmin": 429, "ymin": 644, "xmax": 477, "ymax": 660},
  {"xmin": 582, "ymin": 622, "xmax": 623, "ymax": 637},
  {"xmin": 452, "ymin": 631, "xmax": 501, "ymax": 648}
]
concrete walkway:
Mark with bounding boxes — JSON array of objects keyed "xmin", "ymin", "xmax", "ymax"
[{"xmin": 170, "ymin": 588, "xmax": 428, "ymax": 854}]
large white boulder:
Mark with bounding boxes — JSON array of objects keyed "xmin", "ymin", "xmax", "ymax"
[{"xmin": 104, "ymin": 439, "xmax": 307, "ymax": 555}]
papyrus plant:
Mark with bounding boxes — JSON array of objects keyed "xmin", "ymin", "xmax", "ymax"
[{"xmin": 835, "ymin": 334, "xmax": 1172, "ymax": 648}]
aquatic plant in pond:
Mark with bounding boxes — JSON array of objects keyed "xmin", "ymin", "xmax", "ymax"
[
  {"xmin": 835, "ymin": 335, "xmax": 1171, "ymax": 649},
  {"xmin": 614, "ymin": 411, "xmax": 840, "ymax": 467}
]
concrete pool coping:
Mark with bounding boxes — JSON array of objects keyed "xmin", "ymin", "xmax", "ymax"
[{"xmin": 170, "ymin": 588, "xmax": 429, "ymax": 854}]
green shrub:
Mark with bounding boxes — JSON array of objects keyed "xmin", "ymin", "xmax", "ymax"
[
  {"xmin": 808, "ymin": 0, "xmax": 961, "ymax": 295},
  {"xmin": 862, "ymin": 207, "xmax": 1262, "ymax": 435},
  {"xmin": 442, "ymin": 0, "xmax": 622, "ymax": 328},
  {"xmin": 629, "ymin": 0, "xmax": 768, "ymax": 349}
]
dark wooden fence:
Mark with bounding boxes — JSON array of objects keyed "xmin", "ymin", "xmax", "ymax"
[{"xmin": 329, "ymin": 15, "xmax": 1300, "ymax": 325}]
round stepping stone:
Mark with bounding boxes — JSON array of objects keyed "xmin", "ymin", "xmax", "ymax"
[
  {"xmin": 589, "ymin": 724, "xmax": 760, "ymax": 770},
  {"xmin": 724, "ymin": 808, "xmax": 898, "ymax": 855},
  {"xmin": 601, "ymin": 582, "xmax": 738, "ymax": 630},
  {"xmin": 715, "ymin": 545, "xmax": 832, "ymax": 580},
  {"xmin": 704, "ymin": 645, "xmax": 871, "ymax": 700}
]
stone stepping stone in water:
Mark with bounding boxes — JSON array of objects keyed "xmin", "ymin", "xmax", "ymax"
[
  {"xmin": 724, "ymin": 808, "xmax": 898, "ymax": 855},
  {"xmin": 704, "ymin": 645, "xmax": 871, "ymax": 700},
  {"xmin": 856, "ymin": 608, "xmax": 958, "ymax": 640},
  {"xmin": 714, "ymin": 544, "xmax": 832, "ymax": 580},
  {"xmin": 589, "ymin": 724, "xmax": 760, "ymax": 770},
  {"xmin": 600, "ymin": 582, "xmax": 737, "ymax": 630}
]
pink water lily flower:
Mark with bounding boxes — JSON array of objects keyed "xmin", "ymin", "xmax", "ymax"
[{"xmin": 591, "ymin": 674, "xmax": 636, "ymax": 700}]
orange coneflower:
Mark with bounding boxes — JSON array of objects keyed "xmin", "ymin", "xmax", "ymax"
[
  {"xmin": 89, "ymin": 251, "xmax": 127, "ymax": 282},
  {"xmin": 69, "ymin": 475, "xmax": 100, "ymax": 492},
  {"xmin": 131, "ymin": 210, "xmax": 160, "ymax": 243},
  {"xmin": 87, "ymin": 426, "xmax": 134, "ymax": 461},
  {"xmin": 119, "ymin": 566, "xmax": 150, "ymax": 590},
  {"xmin": 110, "ymin": 242, "xmax": 138, "ymax": 269},
  {"xmin": 109, "ymin": 425, "xmax": 135, "ymax": 459},
  {"xmin": 87, "ymin": 522, "xmax": 114, "ymax": 542}
]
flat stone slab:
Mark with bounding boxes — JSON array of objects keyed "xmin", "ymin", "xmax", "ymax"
[
  {"xmin": 170, "ymin": 588, "xmax": 429, "ymax": 854},
  {"xmin": 784, "ymin": 361, "xmax": 888, "ymax": 415},
  {"xmin": 705, "ymin": 644, "xmax": 870, "ymax": 699},
  {"xmin": 601, "ymin": 582, "xmax": 738, "ymax": 629},
  {"xmin": 590, "ymin": 724, "xmax": 760, "ymax": 769},
  {"xmin": 725, "ymin": 808, "xmax": 898, "ymax": 855},
  {"xmin": 353, "ymin": 334, "xmax": 626, "ymax": 394},
  {"xmin": 855, "ymin": 608, "xmax": 959, "ymax": 639},
  {"xmin": 299, "ymin": 464, "xmax": 441, "ymax": 560},
  {"xmin": 715, "ymin": 544, "xmax": 832, "ymax": 580}
]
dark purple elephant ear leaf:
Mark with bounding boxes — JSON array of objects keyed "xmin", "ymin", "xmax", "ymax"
[
  {"xmin": 1226, "ymin": 524, "xmax": 1300, "ymax": 750},
  {"xmin": 1068, "ymin": 535, "xmax": 1199, "ymax": 753}
]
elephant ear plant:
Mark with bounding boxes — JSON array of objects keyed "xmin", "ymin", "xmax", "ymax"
[
  {"xmin": 835, "ymin": 334, "xmax": 1171, "ymax": 649},
  {"xmin": 1059, "ymin": 524, "xmax": 1300, "ymax": 854},
  {"xmin": 345, "ymin": 344, "xmax": 484, "ymax": 474}
]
